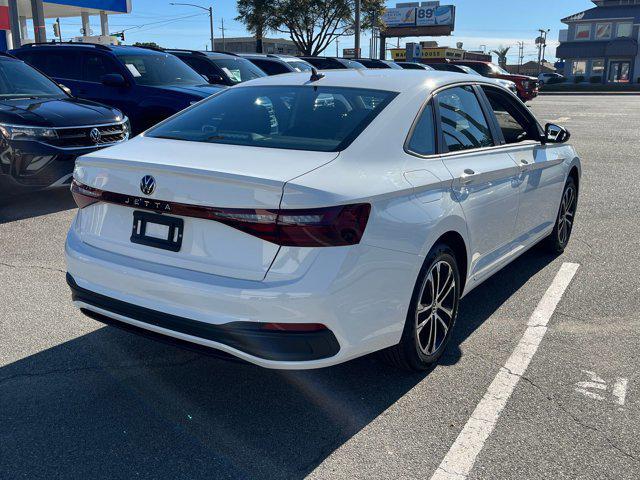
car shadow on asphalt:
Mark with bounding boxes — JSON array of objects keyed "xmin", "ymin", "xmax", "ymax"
[
  {"xmin": 0, "ymin": 188, "xmax": 76, "ymax": 224},
  {"xmin": 0, "ymin": 249, "xmax": 556, "ymax": 480}
]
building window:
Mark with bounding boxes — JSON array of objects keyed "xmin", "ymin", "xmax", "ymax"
[
  {"xmin": 591, "ymin": 59, "xmax": 605, "ymax": 75},
  {"xmin": 575, "ymin": 23, "xmax": 591, "ymax": 40},
  {"xmin": 595, "ymin": 23, "xmax": 612, "ymax": 39},
  {"xmin": 616, "ymin": 22, "xmax": 633, "ymax": 38},
  {"xmin": 571, "ymin": 60, "xmax": 587, "ymax": 75}
]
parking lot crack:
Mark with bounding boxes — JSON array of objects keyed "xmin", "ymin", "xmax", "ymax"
[
  {"xmin": 0, "ymin": 261, "xmax": 65, "ymax": 274},
  {"xmin": 463, "ymin": 348, "xmax": 639, "ymax": 464}
]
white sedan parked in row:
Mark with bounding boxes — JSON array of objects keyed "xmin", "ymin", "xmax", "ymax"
[{"xmin": 66, "ymin": 69, "xmax": 580, "ymax": 371}]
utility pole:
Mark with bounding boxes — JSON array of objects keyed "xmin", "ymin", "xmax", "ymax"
[
  {"xmin": 354, "ymin": 0, "xmax": 361, "ymax": 58},
  {"xmin": 336, "ymin": 37, "xmax": 339, "ymax": 57},
  {"xmin": 219, "ymin": 18, "xmax": 226, "ymax": 51},
  {"xmin": 517, "ymin": 41, "xmax": 524, "ymax": 73},
  {"xmin": 537, "ymin": 28, "xmax": 549, "ymax": 75},
  {"xmin": 170, "ymin": 3, "xmax": 214, "ymax": 51}
]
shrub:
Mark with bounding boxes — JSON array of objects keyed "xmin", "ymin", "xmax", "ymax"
[
  {"xmin": 574, "ymin": 75, "xmax": 585, "ymax": 83},
  {"xmin": 590, "ymin": 76, "xmax": 602, "ymax": 84}
]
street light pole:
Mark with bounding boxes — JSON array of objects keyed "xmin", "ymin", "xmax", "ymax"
[
  {"xmin": 354, "ymin": 0, "xmax": 361, "ymax": 58},
  {"xmin": 170, "ymin": 3, "xmax": 214, "ymax": 51}
]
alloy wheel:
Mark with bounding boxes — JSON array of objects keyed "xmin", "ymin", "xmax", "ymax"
[
  {"xmin": 558, "ymin": 184, "xmax": 577, "ymax": 246},
  {"xmin": 415, "ymin": 260, "xmax": 457, "ymax": 356}
]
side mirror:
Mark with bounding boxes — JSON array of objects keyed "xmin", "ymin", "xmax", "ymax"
[
  {"xmin": 205, "ymin": 73, "xmax": 226, "ymax": 85},
  {"xmin": 101, "ymin": 73, "xmax": 128, "ymax": 88},
  {"xmin": 544, "ymin": 123, "xmax": 571, "ymax": 144},
  {"xmin": 59, "ymin": 84, "xmax": 73, "ymax": 96}
]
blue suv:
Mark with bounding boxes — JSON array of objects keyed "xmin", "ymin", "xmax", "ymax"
[{"xmin": 11, "ymin": 43, "xmax": 224, "ymax": 135}]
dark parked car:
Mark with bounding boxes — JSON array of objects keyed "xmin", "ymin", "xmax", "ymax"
[
  {"xmin": 299, "ymin": 56, "xmax": 366, "ymax": 70},
  {"xmin": 11, "ymin": 43, "xmax": 224, "ymax": 135},
  {"xmin": 350, "ymin": 58, "xmax": 403, "ymax": 70},
  {"xmin": 0, "ymin": 53, "xmax": 128, "ymax": 197},
  {"xmin": 451, "ymin": 60, "xmax": 539, "ymax": 102},
  {"xmin": 396, "ymin": 62, "xmax": 433, "ymax": 70},
  {"xmin": 167, "ymin": 50, "xmax": 266, "ymax": 86},
  {"xmin": 240, "ymin": 54, "xmax": 314, "ymax": 75}
]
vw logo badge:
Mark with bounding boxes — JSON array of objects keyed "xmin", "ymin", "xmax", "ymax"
[
  {"xmin": 140, "ymin": 175, "xmax": 156, "ymax": 195},
  {"xmin": 89, "ymin": 128, "xmax": 101, "ymax": 144}
]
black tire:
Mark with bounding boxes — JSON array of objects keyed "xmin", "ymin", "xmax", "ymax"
[
  {"xmin": 544, "ymin": 176, "xmax": 578, "ymax": 254},
  {"xmin": 380, "ymin": 243, "xmax": 461, "ymax": 371}
]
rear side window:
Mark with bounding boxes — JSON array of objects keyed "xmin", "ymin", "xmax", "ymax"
[
  {"xmin": 20, "ymin": 51, "xmax": 81, "ymax": 80},
  {"xmin": 82, "ymin": 53, "xmax": 121, "ymax": 82},
  {"xmin": 436, "ymin": 86, "xmax": 493, "ymax": 152},
  {"xmin": 407, "ymin": 102, "xmax": 436, "ymax": 155},
  {"xmin": 147, "ymin": 86, "xmax": 398, "ymax": 152}
]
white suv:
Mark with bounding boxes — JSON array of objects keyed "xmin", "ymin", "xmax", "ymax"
[{"xmin": 66, "ymin": 70, "xmax": 580, "ymax": 371}]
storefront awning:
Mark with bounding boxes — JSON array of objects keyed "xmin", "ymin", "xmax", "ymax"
[{"xmin": 557, "ymin": 38, "xmax": 638, "ymax": 59}]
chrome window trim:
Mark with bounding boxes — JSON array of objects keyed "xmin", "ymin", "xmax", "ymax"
[{"xmin": 404, "ymin": 80, "xmax": 545, "ymax": 160}]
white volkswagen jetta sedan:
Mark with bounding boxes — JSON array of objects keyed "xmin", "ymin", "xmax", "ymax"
[{"xmin": 66, "ymin": 69, "xmax": 580, "ymax": 371}]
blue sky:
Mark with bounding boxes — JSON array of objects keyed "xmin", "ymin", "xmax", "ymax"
[{"xmin": 39, "ymin": 0, "xmax": 593, "ymax": 62}]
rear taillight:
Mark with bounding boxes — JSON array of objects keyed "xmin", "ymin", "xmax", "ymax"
[
  {"xmin": 71, "ymin": 180, "xmax": 101, "ymax": 208},
  {"xmin": 71, "ymin": 180, "xmax": 371, "ymax": 247}
]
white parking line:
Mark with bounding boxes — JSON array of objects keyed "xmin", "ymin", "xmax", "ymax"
[{"xmin": 430, "ymin": 262, "xmax": 580, "ymax": 480}]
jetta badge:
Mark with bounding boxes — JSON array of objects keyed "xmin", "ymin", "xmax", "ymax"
[
  {"xmin": 140, "ymin": 175, "xmax": 156, "ymax": 195},
  {"xmin": 89, "ymin": 128, "xmax": 101, "ymax": 144}
]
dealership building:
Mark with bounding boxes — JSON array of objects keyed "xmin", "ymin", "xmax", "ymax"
[{"xmin": 556, "ymin": 0, "xmax": 640, "ymax": 83}]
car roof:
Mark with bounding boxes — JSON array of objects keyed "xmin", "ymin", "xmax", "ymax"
[
  {"xmin": 11, "ymin": 42, "xmax": 170, "ymax": 56},
  {"xmin": 236, "ymin": 69, "xmax": 481, "ymax": 94},
  {"xmin": 166, "ymin": 49, "xmax": 239, "ymax": 60}
]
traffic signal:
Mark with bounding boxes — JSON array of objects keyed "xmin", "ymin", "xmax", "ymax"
[{"xmin": 53, "ymin": 22, "xmax": 60, "ymax": 37}]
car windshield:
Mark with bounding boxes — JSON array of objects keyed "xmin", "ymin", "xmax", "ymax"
[
  {"xmin": 286, "ymin": 60, "xmax": 313, "ymax": 72},
  {"xmin": 0, "ymin": 59, "xmax": 64, "ymax": 99},
  {"xmin": 147, "ymin": 86, "xmax": 397, "ymax": 152},
  {"xmin": 490, "ymin": 63, "xmax": 510, "ymax": 75},
  {"xmin": 115, "ymin": 52, "xmax": 206, "ymax": 86},
  {"xmin": 210, "ymin": 57, "xmax": 265, "ymax": 84},
  {"xmin": 342, "ymin": 59, "xmax": 366, "ymax": 69},
  {"xmin": 458, "ymin": 65, "xmax": 476, "ymax": 75}
]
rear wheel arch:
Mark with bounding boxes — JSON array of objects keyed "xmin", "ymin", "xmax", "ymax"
[
  {"xmin": 568, "ymin": 165, "xmax": 580, "ymax": 192},
  {"xmin": 433, "ymin": 231, "xmax": 468, "ymax": 294}
]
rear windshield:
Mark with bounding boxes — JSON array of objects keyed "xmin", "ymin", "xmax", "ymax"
[{"xmin": 146, "ymin": 86, "xmax": 397, "ymax": 152}]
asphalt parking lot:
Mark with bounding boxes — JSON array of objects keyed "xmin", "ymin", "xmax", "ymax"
[{"xmin": 1, "ymin": 95, "xmax": 639, "ymax": 480}]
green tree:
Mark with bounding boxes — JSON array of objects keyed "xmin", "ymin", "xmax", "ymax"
[
  {"xmin": 133, "ymin": 42, "xmax": 162, "ymax": 49},
  {"xmin": 492, "ymin": 45, "xmax": 511, "ymax": 68},
  {"xmin": 236, "ymin": 0, "xmax": 279, "ymax": 53},
  {"xmin": 273, "ymin": 0, "xmax": 385, "ymax": 56}
]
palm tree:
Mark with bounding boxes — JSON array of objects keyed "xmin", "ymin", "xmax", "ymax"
[
  {"xmin": 235, "ymin": 0, "xmax": 278, "ymax": 53},
  {"xmin": 491, "ymin": 46, "xmax": 511, "ymax": 68}
]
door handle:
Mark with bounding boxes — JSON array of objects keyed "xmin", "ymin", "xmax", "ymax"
[
  {"xmin": 518, "ymin": 159, "xmax": 531, "ymax": 172},
  {"xmin": 460, "ymin": 169, "xmax": 479, "ymax": 185}
]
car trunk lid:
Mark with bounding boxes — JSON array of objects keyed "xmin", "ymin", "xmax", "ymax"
[{"xmin": 73, "ymin": 136, "xmax": 338, "ymax": 281}]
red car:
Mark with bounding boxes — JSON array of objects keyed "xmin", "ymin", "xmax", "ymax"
[{"xmin": 452, "ymin": 60, "xmax": 539, "ymax": 102}]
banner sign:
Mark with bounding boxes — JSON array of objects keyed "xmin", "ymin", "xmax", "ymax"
[
  {"xmin": 382, "ymin": 7, "xmax": 417, "ymax": 27},
  {"xmin": 416, "ymin": 5, "xmax": 455, "ymax": 26},
  {"xmin": 383, "ymin": 5, "xmax": 455, "ymax": 28}
]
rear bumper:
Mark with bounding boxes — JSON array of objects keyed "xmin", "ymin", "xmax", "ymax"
[
  {"xmin": 67, "ymin": 274, "xmax": 340, "ymax": 362},
  {"xmin": 65, "ymin": 220, "xmax": 420, "ymax": 369}
]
